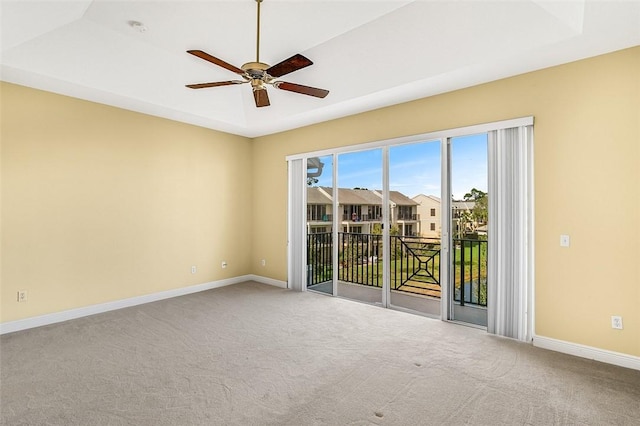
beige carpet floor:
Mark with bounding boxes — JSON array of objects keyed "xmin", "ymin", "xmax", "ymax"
[{"xmin": 1, "ymin": 281, "xmax": 639, "ymax": 425}]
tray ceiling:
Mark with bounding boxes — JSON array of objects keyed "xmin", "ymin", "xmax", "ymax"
[{"xmin": 2, "ymin": 0, "xmax": 639, "ymax": 137}]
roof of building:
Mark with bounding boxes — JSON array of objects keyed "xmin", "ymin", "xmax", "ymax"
[
  {"xmin": 307, "ymin": 187, "xmax": 332, "ymax": 204},
  {"xmin": 452, "ymin": 200, "xmax": 476, "ymax": 210},
  {"xmin": 412, "ymin": 194, "xmax": 441, "ymax": 203},
  {"xmin": 309, "ymin": 187, "xmax": 479, "ymax": 210},
  {"xmin": 347, "ymin": 189, "xmax": 384, "ymax": 205},
  {"xmin": 320, "ymin": 187, "xmax": 383, "ymax": 205},
  {"xmin": 308, "ymin": 187, "xmax": 417, "ymax": 206},
  {"xmin": 388, "ymin": 191, "xmax": 419, "ymax": 206}
]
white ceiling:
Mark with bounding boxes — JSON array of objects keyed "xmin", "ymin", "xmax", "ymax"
[{"xmin": 2, "ymin": 0, "xmax": 639, "ymax": 137}]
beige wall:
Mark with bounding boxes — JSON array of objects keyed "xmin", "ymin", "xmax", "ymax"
[
  {"xmin": 2, "ymin": 47, "xmax": 638, "ymax": 359},
  {"xmin": 251, "ymin": 47, "xmax": 640, "ymax": 357},
  {"xmin": 1, "ymin": 83, "xmax": 252, "ymax": 322}
]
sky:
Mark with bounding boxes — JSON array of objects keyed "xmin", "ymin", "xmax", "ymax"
[{"xmin": 312, "ymin": 133, "xmax": 487, "ymax": 200}]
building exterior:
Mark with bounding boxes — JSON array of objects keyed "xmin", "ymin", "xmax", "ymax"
[
  {"xmin": 452, "ymin": 200, "xmax": 475, "ymax": 238},
  {"xmin": 306, "ymin": 187, "xmax": 333, "ymax": 234},
  {"xmin": 411, "ymin": 195, "xmax": 488, "ymax": 239},
  {"xmin": 412, "ymin": 194, "xmax": 441, "ymax": 239},
  {"xmin": 388, "ymin": 191, "xmax": 420, "ymax": 237},
  {"xmin": 307, "ymin": 187, "xmax": 420, "ymax": 236}
]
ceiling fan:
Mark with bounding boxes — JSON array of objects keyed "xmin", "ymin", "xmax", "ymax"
[{"xmin": 185, "ymin": 0, "xmax": 329, "ymax": 108}]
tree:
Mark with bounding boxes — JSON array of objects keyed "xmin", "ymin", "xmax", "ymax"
[
  {"xmin": 463, "ymin": 188, "xmax": 486, "ymax": 201},
  {"xmin": 370, "ymin": 223, "xmax": 400, "ymax": 236},
  {"xmin": 463, "ymin": 188, "xmax": 488, "ymax": 225},
  {"xmin": 472, "ymin": 196, "xmax": 488, "ymax": 225},
  {"xmin": 370, "ymin": 223, "xmax": 398, "ymax": 236},
  {"xmin": 457, "ymin": 210, "xmax": 475, "ymax": 238}
]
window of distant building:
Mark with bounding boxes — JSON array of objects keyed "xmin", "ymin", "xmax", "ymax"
[
  {"xmin": 405, "ymin": 225, "xmax": 414, "ymax": 236},
  {"xmin": 430, "ymin": 208, "xmax": 436, "ymax": 216},
  {"xmin": 368, "ymin": 205, "xmax": 382, "ymax": 221},
  {"xmin": 430, "ymin": 223, "xmax": 436, "ymax": 231},
  {"xmin": 307, "ymin": 204, "xmax": 327, "ymax": 221}
]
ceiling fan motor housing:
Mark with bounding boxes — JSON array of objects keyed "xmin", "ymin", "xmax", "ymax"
[{"xmin": 241, "ymin": 62, "xmax": 271, "ymax": 81}]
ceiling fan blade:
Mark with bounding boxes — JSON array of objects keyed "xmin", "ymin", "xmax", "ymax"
[
  {"xmin": 187, "ymin": 50, "xmax": 245, "ymax": 75},
  {"xmin": 274, "ymin": 81, "xmax": 329, "ymax": 98},
  {"xmin": 253, "ymin": 88, "xmax": 270, "ymax": 107},
  {"xmin": 186, "ymin": 81, "xmax": 245, "ymax": 89},
  {"xmin": 266, "ymin": 54, "xmax": 313, "ymax": 78}
]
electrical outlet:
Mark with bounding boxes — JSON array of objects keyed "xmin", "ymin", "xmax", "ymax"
[
  {"xmin": 191, "ymin": 265, "xmax": 197, "ymax": 274},
  {"xmin": 611, "ymin": 316, "xmax": 623, "ymax": 330},
  {"xmin": 17, "ymin": 290, "xmax": 27, "ymax": 302},
  {"xmin": 560, "ymin": 234, "xmax": 570, "ymax": 247},
  {"xmin": 221, "ymin": 261, "xmax": 227, "ymax": 269},
  {"xmin": 261, "ymin": 259, "xmax": 266, "ymax": 267}
]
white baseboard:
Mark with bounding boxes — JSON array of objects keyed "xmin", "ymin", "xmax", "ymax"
[
  {"xmin": 533, "ymin": 335, "xmax": 640, "ymax": 371},
  {"xmin": 0, "ymin": 275, "xmax": 275, "ymax": 335},
  {"xmin": 247, "ymin": 274, "xmax": 288, "ymax": 289}
]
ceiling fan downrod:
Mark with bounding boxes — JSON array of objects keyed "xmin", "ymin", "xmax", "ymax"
[
  {"xmin": 241, "ymin": 0, "xmax": 268, "ymax": 87},
  {"xmin": 255, "ymin": 0, "xmax": 263, "ymax": 63}
]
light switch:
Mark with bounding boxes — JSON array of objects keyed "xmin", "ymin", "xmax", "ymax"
[{"xmin": 560, "ymin": 234, "xmax": 570, "ymax": 247}]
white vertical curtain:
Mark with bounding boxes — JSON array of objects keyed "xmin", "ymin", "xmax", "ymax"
[
  {"xmin": 487, "ymin": 125, "xmax": 533, "ymax": 341},
  {"xmin": 287, "ymin": 159, "xmax": 305, "ymax": 291}
]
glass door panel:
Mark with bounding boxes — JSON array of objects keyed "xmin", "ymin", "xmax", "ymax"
[
  {"xmin": 449, "ymin": 134, "xmax": 488, "ymax": 326},
  {"xmin": 389, "ymin": 141, "xmax": 441, "ymax": 316},
  {"xmin": 336, "ymin": 149, "xmax": 383, "ymax": 305},
  {"xmin": 306, "ymin": 155, "xmax": 334, "ymax": 295}
]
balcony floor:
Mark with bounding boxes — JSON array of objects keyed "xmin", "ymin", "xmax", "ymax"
[
  {"xmin": 395, "ymin": 280, "xmax": 441, "ymax": 298},
  {"xmin": 308, "ymin": 280, "xmax": 441, "ymax": 317}
]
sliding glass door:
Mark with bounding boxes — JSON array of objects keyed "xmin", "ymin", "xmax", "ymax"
[
  {"xmin": 448, "ymin": 134, "xmax": 489, "ymax": 326},
  {"xmin": 388, "ymin": 140, "xmax": 442, "ymax": 316},
  {"xmin": 334, "ymin": 149, "xmax": 384, "ymax": 306},
  {"xmin": 306, "ymin": 155, "xmax": 334, "ymax": 295},
  {"xmin": 304, "ymin": 137, "xmax": 489, "ymax": 324},
  {"xmin": 292, "ymin": 117, "xmax": 533, "ymax": 339}
]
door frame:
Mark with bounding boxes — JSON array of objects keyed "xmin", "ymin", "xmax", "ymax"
[
  {"xmin": 445, "ymin": 133, "xmax": 490, "ymax": 327},
  {"xmin": 287, "ymin": 117, "xmax": 534, "ymax": 324}
]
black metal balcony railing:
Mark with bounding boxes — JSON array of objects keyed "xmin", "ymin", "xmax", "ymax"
[
  {"xmin": 341, "ymin": 214, "xmax": 382, "ymax": 222},
  {"xmin": 307, "ymin": 214, "xmax": 333, "ymax": 222},
  {"xmin": 306, "ymin": 232, "xmax": 333, "ymax": 286},
  {"xmin": 452, "ymin": 238, "xmax": 488, "ymax": 307},
  {"xmin": 338, "ymin": 232, "xmax": 383, "ymax": 287},
  {"xmin": 306, "ymin": 232, "xmax": 488, "ymax": 307},
  {"xmin": 396, "ymin": 213, "xmax": 420, "ymax": 221},
  {"xmin": 339, "ymin": 214, "xmax": 420, "ymax": 222},
  {"xmin": 390, "ymin": 236, "xmax": 440, "ymax": 295}
]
